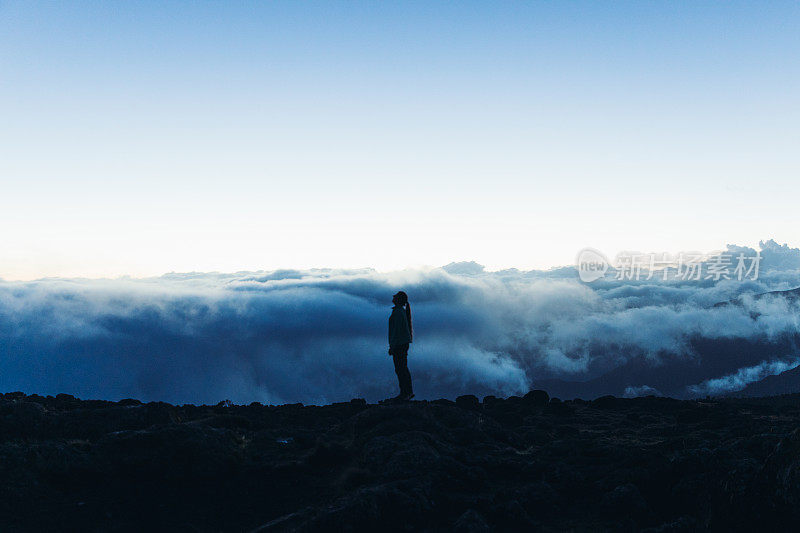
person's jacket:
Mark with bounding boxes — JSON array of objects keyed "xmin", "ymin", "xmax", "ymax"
[{"xmin": 388, "ymin": 306, "xmax": 412, "ymax": 347}]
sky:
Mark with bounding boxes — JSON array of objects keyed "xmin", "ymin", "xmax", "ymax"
[{"xmin": 2, "ymin": 1, "xmax": 799, "ymax": 280}]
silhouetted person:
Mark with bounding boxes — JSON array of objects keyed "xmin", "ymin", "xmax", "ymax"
[{"xmin": 388, "ymin": 291, "xmax": 413, "ymax": 400}]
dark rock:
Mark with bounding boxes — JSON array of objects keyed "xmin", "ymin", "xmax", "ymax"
[
  {"xmin": 117, "ymin": 398, "xmax": 142, "ymax": 406},
  {"xmin": 95, "ymin": 424, "xmax": 242, "ymax": 481},
  {"xmin": 383, "ymin": 438, "xmax": 441, "ymax": 479},
  {"xmin": 504, "ymin": 396, "xmax": 523, "ymax": 407},
  {"xmin": 454, "ymin": 509, "xmax": 490, "ymax": 533},
  {"xmin": 523, "ymin": 389, "xmax": 550, "ymax": 405},
  {"xmin": 350, "ymin": 398, "xmax": 367, "ymax": 406},
  {"xmin": 518, "ymin": 480, "xmax": 560, "ymax": 516},
  {"xmin": 300, "ymin": 483, "xmax": 432, "ymax": 530},
  {"xmin": 491, "ymin": 499, "xmax": 534, "ymax": 528},
  {"xmin": 306, "ymin": 441, "xmax": 351, "ymax": 470},
  {"xmin": 601, "ymin": 483, "xmax": 650, "ymax": 521},
  {"xmin": 83, "ymin": 399, "xmax": 112, "ymax": 409},
  {"xmin": 482, "ymin": 395, "xmax": 500, "ymax": 407},
  {"xmin": 593, "ymin": 395, "xmax": 620, "ymax": 409},
  {"xmin": 8, "ymin": 400, "xmax": 46, "ymax": 418},
  {"xmin": 544, "ymin": 401, "xmax": 575, "ymax": 416},
  {"xmin": 641, "ymin": 516, "xmax": 697, "ymax": 532},
  {"xmin": 456, "ymin": 395, "xmax": 480, "ymax": 411},
  {"xmin": 2, "ymin": 391, "xmax": 800, "ymax": 531},
  {"xmin": 2, "ymin": 401, "xmax": 47, "ymax": 435},
  {"xmin": 189, "ymin": 414, "xmax": 251, "ymax": 430},
  {"xmin": 53, "ymin": 393, "xmax": 82, "ymax": 410},
  {"xmin": 522, "ymin": 390, "xmax": 550, "ymax": 405}
]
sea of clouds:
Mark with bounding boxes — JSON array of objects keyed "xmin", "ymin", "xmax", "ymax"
[{"xmin": 2, "ymin": 239, "xmax": 800, "ymax": 405}]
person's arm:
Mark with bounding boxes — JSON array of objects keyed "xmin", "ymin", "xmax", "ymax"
[
  {"xmin": 388, "ymin": 311, "xmax": 396, "ymax": 354},
  {"xmin": 399, "ymin": 311, "xmax": 411, "ymax": 343}
]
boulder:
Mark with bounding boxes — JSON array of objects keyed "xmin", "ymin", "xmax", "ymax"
[
  {"xmin": 456, "ymin": 395, "xmax": 480, "ymax": 411},
  {"xmin": 523, "ymin": 390, "xmax": 550, "ymax": 405}
]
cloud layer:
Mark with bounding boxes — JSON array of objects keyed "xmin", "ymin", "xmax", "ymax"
[{"xmin": 2, "ymin": 239, "xmax": 800, "ymax": 404}]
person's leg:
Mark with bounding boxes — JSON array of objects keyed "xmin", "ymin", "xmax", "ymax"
[
  {"xmin": 396, "ymin": 344, "xmax": 412, "ymax": 397},
  {"xmin": 402, "ymin": 345, "xmax": 413, "ymax": 396},
  {"xmin": 402, "ymin": 365, "xmax": 413, "ymax": 397},
  {"xmin": 393, "ymin": 351, "xmax": 407, "ymax": 396}
]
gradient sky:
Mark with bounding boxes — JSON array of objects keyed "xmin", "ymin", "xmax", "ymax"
[{"xmin": 2, "ymin": 1, "xmax": 799, "ymax": 280}]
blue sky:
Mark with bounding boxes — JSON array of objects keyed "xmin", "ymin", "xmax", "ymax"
[{"xmin": 2, "ymin": 1, "xmax": 799, "ymax": 279}]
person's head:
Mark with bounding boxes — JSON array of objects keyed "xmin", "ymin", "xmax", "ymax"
[{"xmin": 392, "ymin": 291, "xmax": 408, "ymax": 307}]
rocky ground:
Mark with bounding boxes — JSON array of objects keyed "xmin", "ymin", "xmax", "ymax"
[{"xmin": 2, "ymin": 390, "xmax": 800, "ymax": 532}]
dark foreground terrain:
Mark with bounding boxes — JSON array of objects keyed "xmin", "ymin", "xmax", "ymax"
[{"xmin": 2, "ymin": 391, "xmax": 800, "ymax": 532}]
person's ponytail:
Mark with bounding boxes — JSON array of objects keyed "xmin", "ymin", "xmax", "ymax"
[{"xmin": 405, "ymin": 302, "xmax": 413, "ymax": 340}]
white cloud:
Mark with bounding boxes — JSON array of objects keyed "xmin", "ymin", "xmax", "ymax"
[{"xmin": 1, "ymin": 240, "xmax": 800, "ymax": 403}]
